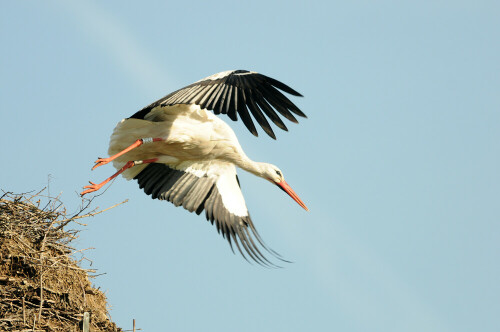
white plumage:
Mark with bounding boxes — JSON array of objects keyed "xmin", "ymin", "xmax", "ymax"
[{"xmin": 81, "ymin": 70, "xmax": 308, "ymax": 266}]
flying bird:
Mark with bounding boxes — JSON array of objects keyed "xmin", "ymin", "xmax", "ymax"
[{"xmin": 81, "ymin": 70, "xmax": 308, "ymax": 266}]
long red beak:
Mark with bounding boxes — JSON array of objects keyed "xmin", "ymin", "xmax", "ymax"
[{"xmin": 276, "ymin": 180, "xmax": 309, "ymax": 211}]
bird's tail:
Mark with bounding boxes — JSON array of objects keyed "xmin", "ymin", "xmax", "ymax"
[{"xmin": 107, "ymin": 118, "xmax": 160, "ymax": 179}]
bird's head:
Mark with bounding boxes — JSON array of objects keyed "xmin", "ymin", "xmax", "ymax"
[{"xmin": 261, "ymin": 163, "xmax": 309, "ymax": 211}]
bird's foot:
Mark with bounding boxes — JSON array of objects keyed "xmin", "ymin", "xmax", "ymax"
[
  {"xmin": 92, "ymin": 157, "xmax": 113, "ymax": 170},
  {"xmin": 81, "ymin": 181, "xmax": 105, "ymax": 196}
]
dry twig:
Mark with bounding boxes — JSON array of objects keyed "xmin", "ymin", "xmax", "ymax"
[{"xmin": 0, "ymin": 190, "xmax": 124, "ymax": 331}]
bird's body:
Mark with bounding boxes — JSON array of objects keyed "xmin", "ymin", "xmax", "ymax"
[
  {"xmin": 109, "ymin": 104, "xmax": 248, "ymax": 180},
  {"xmin": 82, "ymin": 70, "xmax": 308, "ymax": 266}
]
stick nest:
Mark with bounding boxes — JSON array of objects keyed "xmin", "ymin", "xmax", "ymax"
[{"xmin": 0, "ymin": 190, "xmax": 122, "ymax": 331}]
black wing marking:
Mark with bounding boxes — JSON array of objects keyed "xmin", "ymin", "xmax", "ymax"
[
  {"xmin": 134, "ymin": 163, "xmax": 287, "ymax": 267},
  {"xmin": 129, "ymin": 70, "xmax": 305, "ymax": 139}
]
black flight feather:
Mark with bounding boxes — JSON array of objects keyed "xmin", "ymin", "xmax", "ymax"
[
  {"xmin": 133, "ymin": 163, "xmax": 286, "ymax": 267},
  {"xmin": 129, "ymin": 70, "xmax": 305, "ymax": 139}
]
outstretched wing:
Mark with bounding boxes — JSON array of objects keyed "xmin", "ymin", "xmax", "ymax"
[
  {"xmin": 130, "ymin": 70, "xmax": 306, "ymax": 139},
  {"xmin": 133, "ymin": 160, "xmax": 287, "ymax": 267}
]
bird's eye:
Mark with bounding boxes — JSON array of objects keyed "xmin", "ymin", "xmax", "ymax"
[{"xmin": 275, "ymin": 170, "xmax": 282, "ymax": 177}]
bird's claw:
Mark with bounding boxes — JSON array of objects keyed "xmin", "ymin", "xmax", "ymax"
[
  {"xmin": 92, "ymin": 157, "xmax": 112, "ymax": 170},
  {"xmin": 80, "ymin": 181, "xmax": 103, "ymax": 196}
]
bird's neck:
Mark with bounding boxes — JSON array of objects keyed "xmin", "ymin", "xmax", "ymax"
[{"xmin": 235, "ymin": 156, "xmax": 267, "ymax": 179}]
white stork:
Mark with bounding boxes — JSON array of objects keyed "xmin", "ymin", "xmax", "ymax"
[{"xmin": 81, "ymin": 70, "xmax": 308, "ymax": 266}]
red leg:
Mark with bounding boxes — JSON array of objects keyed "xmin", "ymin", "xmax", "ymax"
[
  {"xmin": 92, "ymin": 137, "xmax": 165, "ymax": 170},
  {"xmin": 81, "ymin": 158, "xmax": 158, "ymax": 196}
]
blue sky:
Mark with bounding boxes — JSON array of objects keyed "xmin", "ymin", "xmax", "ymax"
[{"xmin": 1, "ymin": 1, "xmax": 499, "ymax": 331}]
